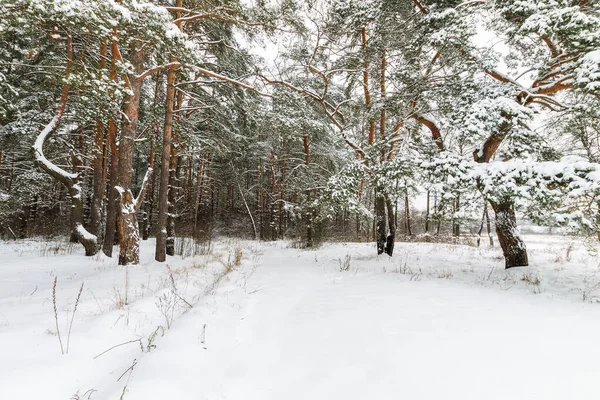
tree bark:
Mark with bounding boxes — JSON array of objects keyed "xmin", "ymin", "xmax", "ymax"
[
  {"xmin": 166, "ymin": 137, "xmax": 178, "ymax": 256},
  {"xmin": 102, "ymin": 31, "xmax": 120, "ymax": 257},
  {"xmin": 404, "ymin": 189, "xmax": 412, "ymax": 236},
  {"xmin": 102, "ymin": 117, "xmax": 119, "ymax": 255},
  {"xmin": 116, "ymin": 189, "xmax": 139, "ymax": 265},
  {"xmin": 91, "ymin": 39, "xmax": 108, "ymax": 239},
  {"xmin": 452, "ymin": 196, "xmax": 460, "ymax": 237},
  {"xmin": 155, "ymin": 59, "xmax": 176, "ymax": 262},
  {"xmin": 490, "ymin": 199, "xmax": 528, "ymax": 268},
  {"xmin": 375, "ymin": 191, "xmax": 386, "ymax": 255},
  {"xmin": 303, "ymin": 134, "xmax": 313, "ymax": 247},
  {"xmin": 116, "ymin": 44, "xmax": 144, "ymax": 265},
  {"xmin": 425, "ymin": 190, "xmax": 430, "ymax": 233},
  {"xmin": 384, "ymin": 195, "xmax": 396, "ymax": 256}
]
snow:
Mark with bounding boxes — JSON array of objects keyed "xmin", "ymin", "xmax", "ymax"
[
  {"xmin": 2, "ymin": 236, "xmax": 600, "ymax": 399},
  {"xmin": 75, "ymin": 223, "xmax": 97, "ymax": 242}
]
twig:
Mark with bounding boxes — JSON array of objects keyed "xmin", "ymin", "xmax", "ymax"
[
  {"xmin": 172, "ymin": 290, "xmax": 193, "ymax": 309},
  {"xmin": 53, "ymin": 277, "xmax": 65, "ymax": 355},
  {"xmin": 93, "ymin": 339, "xmax": 142, "ymax": 359},
  {"xmin": 486, "ymin": 266, "xmax": 495, "ymax": 281},
  {"xmin": 66, "ymin": 282, "xmax": 84, "ymax": 353},
  {"xmin": 7, "ymin": 225, "xmax": 17, "ymax": 240},
  {"xmin": 117, "ymin": 359, "xmax": 138, "ymax": 382}
]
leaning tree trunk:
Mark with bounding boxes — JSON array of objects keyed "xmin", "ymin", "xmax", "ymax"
[
  {"xmin": 490, "ymin": 199, "xmax": 528, "ymax": 269},
  {"xmin": 384, "ymin": 195, "xmax": 396, "ymax": 256},
  {"xmin": 474, "ymin": 120, "xmax": 529, "ymax": 267},
  {"xmin": 32, "ymin": 33, "xmax": 97, "ymax": 256}
]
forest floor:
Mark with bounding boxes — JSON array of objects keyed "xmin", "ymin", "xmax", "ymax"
[{"xmin": 1, "ymin": 234, "xmax": 600, "ymax": 399}]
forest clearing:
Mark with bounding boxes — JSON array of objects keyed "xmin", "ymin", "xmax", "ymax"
[{"xmin": 2, "ymin": 235, "xmax": 600, "ymax": 400}]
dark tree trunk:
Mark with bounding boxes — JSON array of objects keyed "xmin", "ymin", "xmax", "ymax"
[
  {"xmin": 384, "ymin": 195, "xmax": 395, "ymax": 256},
  {"xmin": 91, "ymin": 119, "xmax": 106, "ymax": 238},
  {"xmin": 375, "ymin": 192, "xmax": 386, "ymax": 255},
  {"xmin": 486, "ymin": 205, "xmax": 494, "ymax": 247},
  {"xmin": 490, "ymin": 199, "xmax": 528, "ymax": 269},
  {"xmin": 91, "ymin": 40, "xmax": 108, "ymax": 240},
  {"xmin": 102, "ymin": 119, "xmax": 119, "ymax": 256},
  {"xmin": 166, "ymin": 153, "xmax": 177, "ymax": 256},
  {"xmin": 156, "ymin": 62, "xmax": 176, "ymax": 261},
  {"xmin": 142, "ymin": 139, "xmax": 155, "ymax": 241},
  {"xmin": 452, "ymin": 196, "xmax": 460, "ymax": 237},
  {"xmin": 102, "ymin": 33, "xmax": 120, "ymax": 257},
  {"xmin": 305, "ymin": 191, "xmax": 313, "ymax": 248},
  {"xmin": 404, "ymin": 190, "xmax": 412, "ymax": 236},
  {"xmin": 425, "ymin": 190, "xmax": 430, "ymax": 233}
]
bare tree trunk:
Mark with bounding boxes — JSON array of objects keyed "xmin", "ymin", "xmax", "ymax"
[
  {"xmin": 91, "ymin": 39, "xmax": 108, "ymax": 239},
  {"xmin": 375, "ymin": 192, "xmax": 386, "ymax": 255},
  {"xmin": 155, "ymin": 67, "xmax": 175, "ymax": 261},
  {"xmin": 303, "ymin": 134, "xmax": 313, "ymax": 247},
  {"xmin": 477, "ymin": 202, "xmax": 486, "ymax": 247},
  {"xmin": 490, "ymin": 199, "xmax": 528, "ymax": 268},
  {"xmin": 486, "ymin": 205, "xmax": 494, "ymax": 247},
  {"xmin": 166, "ymin": 138, "xmax": 178, "ymax": 256},
  {"xmin": 103, "ymin": 31, "xmax": 120, "ymax": 257},
  {"xmin": 404, "ymin": 189, "xmax": 412, "ymax": 236},
  {"xmin": 193, "ymin": 154, "xmax": 205, "ymax": 235},
  {"xmin": 116, "ymin": 44, "xmax": 144, "ymax": 265},
  {"xmin": 452, "ymin": 196, "xmax": 460, "ymax": 237},
  {"xmin": 425, "ymin": 190, "xmax": 430, "ymax": 233},
  {"xmin": 384, "ymin": 195, "xmax": 396, "ymax": 256}
]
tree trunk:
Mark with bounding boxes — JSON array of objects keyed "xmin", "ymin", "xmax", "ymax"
[
  {"xmin": 117, "ymin": 189, "xmax": 140, "ymax": 265},
  {"xmin": 306, "ymin": 190, "xmax": 313, "ymax": 248},
  {"xmin": 102, "ymin": 32, "xmax": 120, "ymax": 257},
  {"xmin": 490, "ymin": 199, "xmax": 528, "ymax": 269},
  {"xmin": 102, "ymin": 117, "xmax": 119, "ymax": 255},
  {"xmin": 486, "ymin": 205, "xmax": 494, "ymax": 247},
  {"xmin": 166, "ymin": 141, "xmax": 177, "ymax": 256},
  {"xmin": 91, "ymin": 40, "xmax": 108, "ymax": 239},
  {"xmin": 425, "ymin": 190, "xmax": 430, "ymax": 233},
  {"xmin": 384, "ymin": 195, "xmax": 396, "ymax": 256},
  {"xmin": 115, "ymin": 44, "xmax": 144, "ymax": 265},
  {"xmin": 375, "ymin": 191, "xmax": 386, "ymax": 255},
  {"xmin": 303, "ymin": 134, "xmax": 312, "ymax": 247},
  {"xmin": 155, "ymin": 62, "xmax": 176, "ymax": 262},
  {"xmin": 452, "ymin": 196, "xmax": 460, "ymax": 237},
  {"xmin": 404, "ymin": 189, "xmax": 412, "ymax": 236}
]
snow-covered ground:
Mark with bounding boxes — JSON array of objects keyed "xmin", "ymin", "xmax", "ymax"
[{"xmin": 1, "ymin": 235, "xmax": 600, "ymax": 399}]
